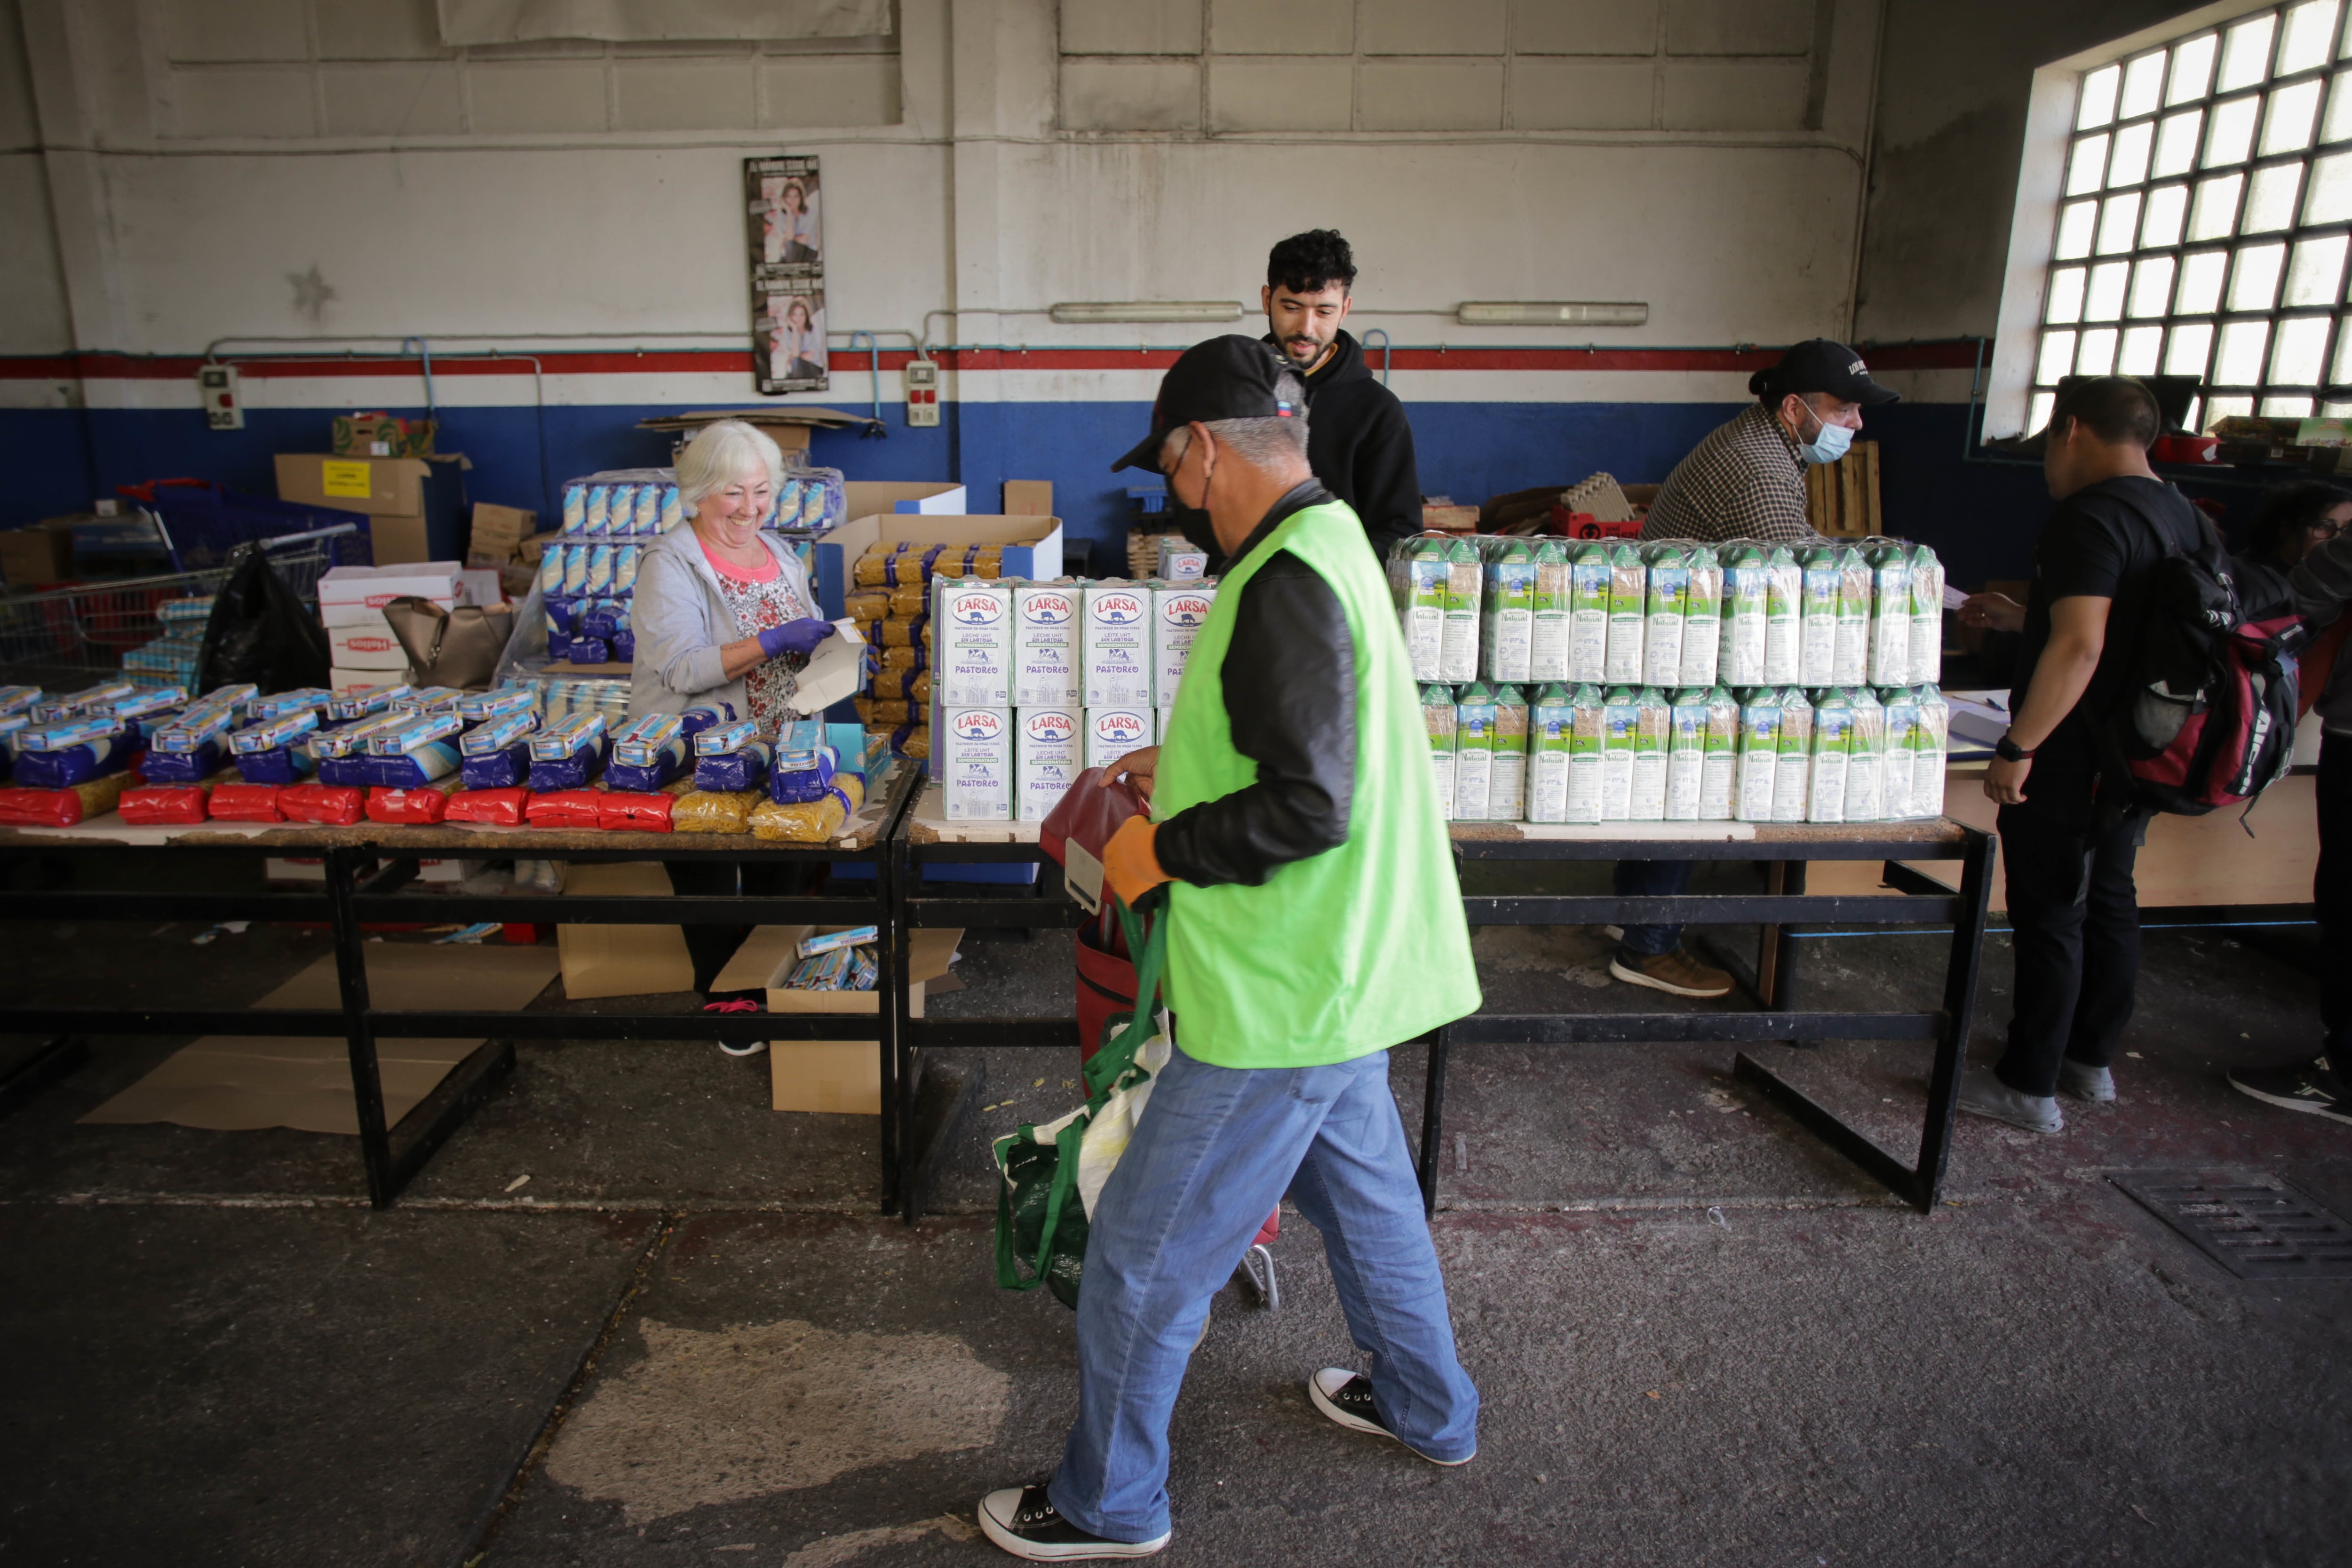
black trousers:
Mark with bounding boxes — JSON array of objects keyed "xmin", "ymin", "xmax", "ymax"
[
  {"xmin": 665, "ymin": 859, "xmax": 816, "ymax": 995},
  {"xmin": 2319, "ymin": 733, "xmax": 2351, "ymax": 1067},
  {"xmin": 1994, "ymin": 798, "xmax": 2146, "ymax": 1098}
]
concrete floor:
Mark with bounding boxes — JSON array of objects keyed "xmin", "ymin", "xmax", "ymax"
[{"xmin": 0, "ymin": 877, "xmax": 2346, "ymax": 1567}]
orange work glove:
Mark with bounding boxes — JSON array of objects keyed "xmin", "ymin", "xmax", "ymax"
[{"xmin": 1101, "ymin": 816, "xmax": 1171, "ymax": 907}]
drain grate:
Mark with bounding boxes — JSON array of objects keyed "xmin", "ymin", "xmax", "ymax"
[{"xmin": 2112, "ymin": 1171, "xmax": 2352, "ymax": 1281}]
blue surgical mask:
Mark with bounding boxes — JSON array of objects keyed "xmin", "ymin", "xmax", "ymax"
[{"xmin": 1797, "ymin": 406, "xmax": 1854, "ymax": 465}]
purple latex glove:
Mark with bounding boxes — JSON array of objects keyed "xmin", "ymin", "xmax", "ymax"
[{"xmin": 756, "ymin": 618, "xmax": 836, "ymax": 660}]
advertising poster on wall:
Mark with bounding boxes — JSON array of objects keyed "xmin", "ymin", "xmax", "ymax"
[
  {"xmin": 746, "ymin": 154, "xmax": 826, "ymax": 394},
  {"xmin": 757, "ymin": 281, "xmax": 828, "ymax": 392}
]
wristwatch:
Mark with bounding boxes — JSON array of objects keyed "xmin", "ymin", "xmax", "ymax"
[{"xmin": 1994, "ymin": 733, "xmax": 2036, "ymax": 763}]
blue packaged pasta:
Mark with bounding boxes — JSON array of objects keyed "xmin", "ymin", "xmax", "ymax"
[
  {"xmin": 13, "ymin": 731, "xmax": 138, "ymax": 788},
  {"xmin": 460, "ymin": 743, "xmax": 529, "ymax": 789},
  {"xmin": 770, "ymin": 721, "xmax": 837, "ymax": 804},
  {"xmin": 312, "ymin": 712, "xmax": 409, "ymax": 785},
  {"xmin": 580, "ymin": 600, "xmax": 622, "ymax": 639},
  {"xmin": 248, "ymin": 688, "xmax": 333, "ymax": 722},
  {"xmin": 236, "ymin": 743, "xmax": 313, "ymax": 784},
  {"xmin": 95, "ymin": 685, "xmax": 188, "ymax": 723},
  {"xmin": 368, "ymin": 711, "xmax": 462, "ymax": 754},
  {"xmin": 202, "ymin": 683, "xmax": 260, "ymax": 713},
  {"xmin": 527, "ymin": 711, "xmax": 605, "ymax": 789},
  {"xmin": 678, "ymin": 703, "xmax": 737, "ymax": 739},
  {"xmin": 694, "ymin": 740, "xmax": 770, "ymax": 793},
  {"xmin": 0, "ymin": 685, "xmax": 41, "ymax": 717},
  {"xmin": 612, "ymin": 713, "xmax": 684, "ymax": 767},
  {"xmin": 547, "ymin": 631, "xmax": 572, "ymax": 661},
  {"xmin": 232, "ymin": 710, "xmax": 321, "ymax": 753},
  {"xmin": 568, "ymin": 637, "xmax": 610, "ymax": 664},
  {"xmin": 327, "ymin": 682, "xmax": 410, "ymax": 722},
  {"xmin": 32, "ymin": 680, "xmax": 135, "ymax": 722},
  {"xmin": 393, "ymin": 685, "xmax": 465, "ymax": 713},
  {"xmin": 612, "ymin": 630, "xmax": 636, "ymax": 663},
  {"xmin": 364, "ymin": 711, "xmax": 462, "ymax": 787},
  {"xmin": 459, "ymin": 686, "xmax": 536, "ymax": 724},
  {"xmin": 23, "ymin": 715, "xmax": 130, "ymax": 752},
  {"xmin": 694, "ymin": 717, "xmax": 759, "ymax": 756},
  {"xmin": 153, "ymin": 704, "xmax": 239, "ymax": 753},
  {"xmin": 140, "ymin": 742, "xmax": 221, "ymax": 783}
]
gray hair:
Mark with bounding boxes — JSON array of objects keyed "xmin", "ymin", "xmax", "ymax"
[
  {"xmin": 675, "ymin": 419, "xmax": 784, "ymax": 516},
  {"xmin": 1158, "ymin": 368, "xmax": 1312, "ymax": 473}
]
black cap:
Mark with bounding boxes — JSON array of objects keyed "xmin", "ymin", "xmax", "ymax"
[
  {"xmin": 1748, "ymin": 338, "xmax": 1899, "ymax": 407},
  {"xmin": 1112, "ymin": 336, "xmax": 1303, "ymax": 473}
]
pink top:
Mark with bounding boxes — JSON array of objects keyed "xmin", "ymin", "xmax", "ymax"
[{"xmin": 700, "ymin": 536, "xmax": 780, "ymax": 584}]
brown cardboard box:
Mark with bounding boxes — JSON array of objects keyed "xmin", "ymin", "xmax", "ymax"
[
  {"xmin": 1003, "ymin": 480, "xmax": 1053, "ymax": 516},
  {"xmin": 0, "ymin": 517, "xmax": 75, "ymax": 587},
  {"xmin": 711, "ymin": 924, "xmax": 962, "ymax": 1114},
  {"xmin": 468, "ymin": 502, "xmax": 535, "ymax": 566},
  {"xmin": 843, "ymin": 481, "xmax": 967, "ymax": 517},
  {"xmin": 367, "ymin": 516, "xmax": 431, "ymax": 565},
  {"xmin": 332, "ymin": 411, "xmax": 437, "ymax": 458},
  {"xmin": 556, "ymin": 861, "xmax": 697, "ymax": 999},
  {"xmin": 276, "ymin": 452, "xmax": 469, "ymax": 565}
]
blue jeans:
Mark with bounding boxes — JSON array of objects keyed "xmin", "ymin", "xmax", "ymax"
[
  {"xmin": 1048, "ymin": 1045, "xmax": 1479, "ymax": 1543},
  {"xmin": 1613, "ymin": 859, "xmax": 1693, "ymax": 957}
]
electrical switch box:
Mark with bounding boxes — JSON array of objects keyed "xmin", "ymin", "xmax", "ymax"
[
  {"xmin": 199, "ymin": 364, "xmax": 243, "ymax": 430},
  {"xmin": 905, "ymin": 358, "xmax": 939, "ymax": 428}
]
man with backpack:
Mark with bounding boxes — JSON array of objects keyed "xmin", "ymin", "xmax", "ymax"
[{"xmin": 1955, "ymin": 377, "xmax": 2197, "ymax": 1133}]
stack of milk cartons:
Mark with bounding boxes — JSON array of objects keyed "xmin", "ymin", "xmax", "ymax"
[
  {"xmin": 318, "ymin": 562, "xmax": 468, "ymax": 692},
  {"xmin": 932, "ymin": 575, "xmax": 1218, "ymax": 822}
]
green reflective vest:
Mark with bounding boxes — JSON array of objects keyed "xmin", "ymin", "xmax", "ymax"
[{"xmin": 1154, "ymin": 499, "xmax": 1481, "ymax": 1068}]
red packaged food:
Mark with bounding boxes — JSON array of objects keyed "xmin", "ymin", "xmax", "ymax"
[
  {"xmin": 119, "ymin": 784, "xmax": 212, "ymax": 826},
  {"xmin": 0, "ymin": 786, "xmax": 84, "ymax": 827},
  {"xmin": 281, "ymin": 781, "xmax": 365, "ymax": 826},
  {"xmin": 208, "ymin": 782, "xmax": 286, "ymax": 822},
  {"xmin": 445, "ymin": 787, "xmax": 530, "ymax": 827},
  {"xmin": 367, "ymin": 776, "xmax": 460, "ymax": 825},
  {"xmin": 598, "ymin": 790, "xmax": 674, "ymax": 833},
  {"xmin": 523, "ymin": 788, "xmax": 604, "ymax": 829}
]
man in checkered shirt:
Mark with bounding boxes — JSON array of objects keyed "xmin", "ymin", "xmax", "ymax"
[{"xmin": 1610, "ymin": 339, "xmax": 1900, "ymax": 999}]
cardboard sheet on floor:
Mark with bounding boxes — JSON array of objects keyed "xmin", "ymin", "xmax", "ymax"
[
  {"xmin": 556, "ymin": 860, "xmax": 696, "ymax": 999},
  {"xmin": 82, "ymin": 943, "xmax": 558, "ymax": 1134}
]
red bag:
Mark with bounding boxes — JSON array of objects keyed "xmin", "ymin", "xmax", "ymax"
[
  {"xmin": 446, "ymin": 787, "xmax": 529, "ymax": 827},
  {"xmin": 119, "ymin": 784, "xmax": 212, "ymax": 826},
  {"xmin": 209, "ymin": 782, "xmax": 286, "ymax": 822},
  {"xmin": 368, "ymin": 777, "xmax": 459, "ymax": 825},
  {"xmin": 1038, "ymin": 764, "xmax": 1148, "ymax": 915},
  {"xmin": 0, "ymin": 787, "xmax": 86, "ymax": 827},
  {"xmin": 524, "ymin": 788, "xmax": 604, "ymax": 829},
  {"xmin": 598, "ymin": 790, "xmax": 674, "ymax": 832},
  {"xmin": 281, "ymin": 781, "xmax": 365, "ymax": 826}
]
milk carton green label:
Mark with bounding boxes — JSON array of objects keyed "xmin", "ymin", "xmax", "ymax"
[
  {"xmin": 1400, "ymin": 540, "xmax": 1448, "ymax": 682},
  {"xmin": 1482, "ymin": 543, "xmax": 1537, "ymax": 684},
  {"xmin": 1735, "ymin": 689, "xmax": 1780, "ymax": 822},
  {"xmin": 1845, "ymin": 686, "xmax": 1885, "ymax": 822},
  {"xmin": 1530, "ymin": 541, "xmax": 1572, "ymax": 683},
  {"xmin": 1867, "ymin": 542, "xmax": 1913, "ymax": 686},
  {"xmin": 1772, "ymin": 686, "xmax": 1813, "ymax": 822},
  {"xmin": 1454, "ymin": 680, "xmax": 1495, "ymax": 820},
  {"xmin": 1629, "ymin": 686, "xmax": 1670, "ymax": 820},
  {"xmin": 1806, "ymin": 689, "xmax": 1853, "ymax": 823},
  {"xmin": 1526, "ymin": 683, "xmax": 1573, "ymax": 822},
  {"xmin": 1666, "ymin": 687, "xmax": 1708, "ymax": 821},
  {"xmin": 1832, "ymin": 546, "xmax": 1872, "ymax": 686},
  {"xmin": 1489, "ymin": 684, "xmax": 1528, "ymax": 820},
  {"xmin": 1763, "ymin": 545, "xmax": 1802, "ymax": 684},
  {"xmin": 1640, "ymin": 544, "xmax": 1688, "ymax": 689},
  {"xmin": 1718, "ymin": 544, "xmax": 1769, "ymax": 687},
  {"xmin": 1907, "ymin": 543, "xmax": 1945, "ymax": 685},
  {"xmin": 1565, "ymin": 683, "xmax": 1606, "ymax": 824},
  {"xmin": 1912, "ymin": 684, "xmax": 1948, "ymax": 818},
  {"xmin": 1680, "ymin": 544, "xmax": 1723, "ymax": 688},
  {"xmin": 1797, "ymin": 546, "xmax": 1841, "ymax": 686},
  {"xmin": 1441, "ymin": 541, "xmax": 1483, "ymax": 682},
  {"xmin": 1423, "ymin": 683, "xmax": 1457, "ymax": 820},
  {"xmin": 1700, "ymin": 686, "xmax": 1739, "ymax": 820},
  {"xmin": 1880, "ymin": 685, "xmax": 1919, "ymax": 820},
  {"xmin": 1604, "ymin": 544, "xmax": 1647, "ymax": 685},
  {"xmin": 1599, "ymin": 684, "xmax": 1640, "ymax": 820},
  {"xmin": 1568, "ymin": 542, "xmax": 1611, "ymax": 684}
]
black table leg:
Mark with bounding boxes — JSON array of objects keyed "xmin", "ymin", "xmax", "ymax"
[
  {"xmin": 1911, "ymin": 827, "xmax": 1997, "ymax": 1210},
  {"xmin": 326, "ymin": 845, "xmax": 395, "ymax": 1209},
  {"xmin": 1416, "ymin": 1027, "xmax": 1451, "ymax": 1218},
  {"xmin": 0, "ymin": 1034, "xmax": 87, "ymax": 1120}
]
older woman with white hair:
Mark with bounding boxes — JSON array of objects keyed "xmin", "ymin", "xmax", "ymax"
[{"xmin": 632, "ymin": 419, "xmax": 838, "ymax": 1040}]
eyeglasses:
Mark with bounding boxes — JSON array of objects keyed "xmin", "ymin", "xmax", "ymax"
[{"xmin": 2309, "ymin": 519, "xmax": 2344, "ymax": 538}]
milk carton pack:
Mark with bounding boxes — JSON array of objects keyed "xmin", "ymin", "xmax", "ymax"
[
  {"xmin": 1880, "ymin": 685, "xmax": 1920, "ymax": 821},
  {"xmin": 1773, "ymin": 687, "xmax": 1813, "ymax": 823},
  {"xmin": 1423, "ymin": 684, "xmax": 1458, "ymax": 820},
  {"xmin": 1568, "ymin": 541, "xmax": 1611, "ymax": 684},
  {"xmin": 1155, "ymin": 537, "xmax": 1208, "ymax": 581},
  {"xmin": 1526, "ymin": 683, "xmax": 1572, "ymax": 823},
  {"xmin": 1908, "ymin": 543, "xmax": 1945, "ymax": 685},
  {"xmin": 1599, "ymin": 685, "xmax": 1640, "ymax": 821},
  {"xmin": 1736, "ymin": 689, "xmax": 1780, "ymax": 823},
  {"xmin": 1012, "ymin": 582, "xmax": 1081, "ymax": 708},
  {"xmin": 936, "ymin": 578, "xmax": 1014, "ymax": 706},
  {"xmin": 1530, "ymin": 541, "xmax": 1571, "ymax": 683},
  {"xmin": 1699, "ymin": 686, "xmax": 1739, "ymax": 821},
  {"xmin": 1398, "ymin": 540, "xmax": 1448, "ymax": 681},
  {"xmin": 1084, "ymin": 706, "xmax": 1153, "ymax": 774},
  {"xmin": 1640, "ymin": 545, "xmax": 1688, "ymax": 690},
  {"xmin": 1845, "ymin": 686, "xmax": 1886, "ymax": 823},
  {"xmin": 1717, "ymin": 543, "xmax": 1769, "ymax": 688},
  {"xmin": 1831, "ymin": 546, "xmax": 1872, "ymax": 687},
  {"xmin": 1082, "ymin": 581, "xmax": 1154, "ymax": 707},
  {"xmin": 1565, "ymin": 683, "xmax": 1606, "ymax": 823},
  {"xmin": 1679, "ymin": 545, "xmax": 1722, "ymax": 688},
  {"xmin": 939, "ymin": 706, "xmax": 1012, "ymax": 819},
  {"xmin": 1807, "ymin": 688, "xmax": 1853, "ymax": 823},
  {"xmin": 1152, "ymin": 581, "xmax": 1217, "ymax": 708},
  {"xmin": 1453, "ymin": 681, "xmax": 1495, "ymax": 820},
  {"xmin": 1763, "ymin": 545, "xmax": 1802, "ymax": 685},
  {"xmin": 1489, "ymin": 683, "xmax": 1528, "ymax": 820},
  {"xmin": 1666, "ymin": 688, "xmax": 1708, "ymax": 822},
  {"xmin": 1482, "ymin": 543, "xmax": 1536, "ymax": 684},
  {"xmin": 1912, "ymin": 685, "xmax": 1949, "ymax": 818},
  {"xmin": 1629, "ymin": 686, "xmax": 1670, "ymax": 821},
  {"xmin": 1015, "ymin": 706, "xmax": 1081, "ymax": 822},
  {"xmin": 1440, "ymin": 541, "xmax": 1483, "ymax": 683},
  {"xmin": 1604, "ymin": 544, "xmax": 1647, "ymax": 685},
  {"xmin": 1798, "ymin": 546, "xmax": 1841, "ymax": 687},
  {"xmin": 1867, "ymin": 542, "xmax": 1913, "ymax": 686}
]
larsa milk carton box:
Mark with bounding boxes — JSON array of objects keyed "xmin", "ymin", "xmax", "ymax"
[
  {"xmin": 1085, "ymin": 706, "xmax": 1153, "ymax": 772},
  {"xmin": 1013, "ymin": 582, "xmax": 1081, "ymax": 708},
  {"xmin": 1015, "ymin": 705, "xmax": 1081, "ymax": 821},
  {"xmin": 939, "ymin": 706, "xmax": 1011, "ymax": 819},
  {"xmin": 935, "ymin": 578, "xmax": 1013, "ymax": 706},
  {"xmin": 1152, "ymin": 581, "xmax": 1217, "ymax": 708},
  {"xmin": 1082, "ymin": 582, "xmax": 1153, "ymax": 707}
]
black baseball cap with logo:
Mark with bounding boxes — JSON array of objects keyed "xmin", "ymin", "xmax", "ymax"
[
  {"xmin": 1112, "ymin": 335, "xmax": 1303, "ymax": 472},
  {"xmin": 1748, "ymin": 338, "xmax": 1900, "ymax": 406}
]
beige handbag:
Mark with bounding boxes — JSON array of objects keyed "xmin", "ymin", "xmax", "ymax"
[{"xmin": 381, "ymin": 596, "xmax": 516, "ymax": 690}]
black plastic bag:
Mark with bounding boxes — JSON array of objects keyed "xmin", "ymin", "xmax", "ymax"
[{"xmin": 193, "ymin": 541, "xmax": 332, "ymax": 696}]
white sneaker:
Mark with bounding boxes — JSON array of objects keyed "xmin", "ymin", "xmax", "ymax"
[
  {"xmin": 977, "ymin": 1485, "xmax": 1168, "ymax": 1560},
  {"xmin": 718, "ymin": 1040, "xmax": 768, "ymax": 1058},
  {"xmin": 1307, "ymin": 1369, "xmax": 1473, "ymax": 1465}
]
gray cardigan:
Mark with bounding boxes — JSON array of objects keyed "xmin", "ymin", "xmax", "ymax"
[{"xmin": 628, "ymin": 525, "xmax": 821, "ymax": 723}]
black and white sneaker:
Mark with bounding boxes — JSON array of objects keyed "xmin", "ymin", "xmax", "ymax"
[
  {"xmin": 1306, "ymin": 1369, "xmax": 1473, "ymax": 1466},
  {"xmin": 2228, "ymin": 1056, "xmax": 2352, "ymax": 1125},
  {"xmin": 977, "ymin": 1485, "xmax": 1168, "ymax": 1560}
]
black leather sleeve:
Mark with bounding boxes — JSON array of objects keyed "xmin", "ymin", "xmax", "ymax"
[{"xmin": 1153, "ymin": 552, "xmax": 1356, "ymax": 887}]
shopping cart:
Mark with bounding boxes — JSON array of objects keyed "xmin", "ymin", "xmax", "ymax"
[
  {"xmin": 115, "ymin": 478, "xmax": 373, "ymax": 574},
  {"xmin": 0, "ymin": 523, "xmax": 358, "ymax": 690}
]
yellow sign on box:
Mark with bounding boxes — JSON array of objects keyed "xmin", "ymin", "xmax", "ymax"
[{"xmin": 319, "ymin": 460, "xmax": 373, "ymax": 499}]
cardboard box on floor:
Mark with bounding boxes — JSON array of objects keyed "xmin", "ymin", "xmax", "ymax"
[
  {"xmin": 557, "ymin": 862, "xmax": 697, "ymax": 999},
  {"xmin": 275, "ymin": 452, "xmax": 470, "ymax": 565},
  {"xmin": 0, "ymin": 517, "xmax": 75, "ymax": 587},
  {"xmin": 712, "ymin": 924, "xmax": 963, "ymax": 1115}
]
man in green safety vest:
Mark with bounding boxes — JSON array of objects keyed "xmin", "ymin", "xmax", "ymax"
[{"xmin": 977, "ymin": 337, "xmax": 1485, "ymax": 1562}]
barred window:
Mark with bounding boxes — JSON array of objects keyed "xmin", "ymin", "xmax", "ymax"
[{"xmin": 2034, "ymin": 1, "xmax": 2352, "ymax": 435}]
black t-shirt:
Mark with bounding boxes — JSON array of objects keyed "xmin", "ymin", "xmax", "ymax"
[{"xmin": 2011, "ymin": 476, "xmax": 2204, "ymax": 815}]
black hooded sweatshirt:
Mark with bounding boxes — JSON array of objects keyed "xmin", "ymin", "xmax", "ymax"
[{"xmin": 1176, "ymin": 329, "xmax": 1422, "ymax": 570}]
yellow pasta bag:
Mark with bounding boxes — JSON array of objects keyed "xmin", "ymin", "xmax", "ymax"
[
  {"xmin": 670, "ymin": 789, "xmax": 761, "ymax": 834},
  {"xmin": 856, "ymin": 697, "xmax": 913, "ymax": 726}
]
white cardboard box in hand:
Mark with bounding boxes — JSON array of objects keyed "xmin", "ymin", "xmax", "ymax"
[{"xmin": 790, "ymin": 620, "xmax": 868, "ymax": 715}]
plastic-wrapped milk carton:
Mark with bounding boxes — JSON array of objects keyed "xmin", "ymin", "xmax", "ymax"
[
  {"xmin": 1807, "ymin": 687, "xmax": 1853, "ymax": 823},
  {"xmin": 1481, "ymin": 542, "xmax": 1536, "ymax": 684},
  {"xmin": 1773, "ymin": 686, "xmax": 1813, "ymax": 823},
  {"xmin": 1641, "ymin": 545, "xmax": 1688, "ymax": 690},
  {"xmin": 1908, "ymin": 544, "xmax": 1945, "ymax": 685},
  {"xmin": 1831, "ymin": 545, "xmax": 1872, "ymax": 687},
  {"xmin": 1880, "ymin": 685, "xmax": 1919, "ymax": 821},
  {"xmin": 1912, "ymin": 684, "xmax": 1949, "ymax": 818},
  {"xmin": 1565, "ymin": 683, "xmax": 1606, "ymax": 823},
  {"xmin": 1440, "ymin": 540, "xmax": 1483, "ymax": 683},
  {"xmin": 940, "ymin": 706, "xmax": 1011, "ymax": 820},
  {"xmin": 1736, "ymin": 687, "xmax": 1781, "ymax": 823},
  {"xmin": 1598, "ymin": 685, "xmax": 1640, "ymax": 821},
  {"xmin": 1845, "ymin": 686, "xmax": 1886, "ymax": 823},
  {"xmin": 1526, "ymin": 683, "xmax": 1572, "ymax": 823},
  {"xmin": 1152, "ymin": 581, "xmax": 1217, "ymax": 708},
  {"xmin": 1629, "ymin": 686, "xmax": 1670, "ymax": 821},
  {"xmin": 1084, "ymin": 706, "xmax": 1153, "ymax": 773},
  {"xmin": 1398, "ymin": 539, "xmax": 1447, "ymax": 682},
  {"xmin": 1699, "ymin": 686, "xmax": 1739, "ymax": 821},
  {"xmin": 1453, "ymin": 681, "xmax": 1495, "ymax": 820},
  {"xmin": 937, "ymin": 577, "xmax": 1014, "ymax": 706},
  {"xmin": 1679, "ymin": 544, "xmax": 1722, "ymax": 688},
  {"xmin": 1015, "ymin": 706, "xmax": 1081, "ymax": 822},
  {"xmin": 1867, "ymin": 541, "xmax": 1913, "ymax": 686},
  {"xmin": 1666, "ymin": 687, "xmax": 1708, "ymax": 822},
  {"xmin": 1423, "ymin": 684, "xmax": 1457, "ymax": 820},
  {"xmin": 1530, "ymin": 541, "xmax": 1571, "ymax": 683},
  {"xmin": 1762, "ymin": 544, "xmax": 1802, "ymax": 685},
  {"xmin": 1717, "ymin": 543, "xmax": 1769, "ymax": 688},
  {"xmin": 1081, "ymin": 581, "xmax": 1154, "ymax": 707},
  {"xmin": 1488, "ymin": 683, "xmax": 1528, "ymax": 820},
  {"xmin": 1604, "ymin": 544, "xmax": 1647, "ymax": 685},
  {"xmin": 1798, "ymin": 545, "xmax": 1840, "ymax": 687},
  {"xmin": 1014, "ymin": 582, "xmax": 1081, "ymax": 708},
  {"xmin": 1568, "ymin": 541, "xmax": 1612, "ymax": 685}
]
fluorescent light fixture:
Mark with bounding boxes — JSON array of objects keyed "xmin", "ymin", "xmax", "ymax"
[
  {"xmin": 1456, "ymin": 301, "xmax": 1649, "ymax": 327},
  {"xmin": 1048, "ymin": 301, "xmax": 1245, "ymax": 325}
]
